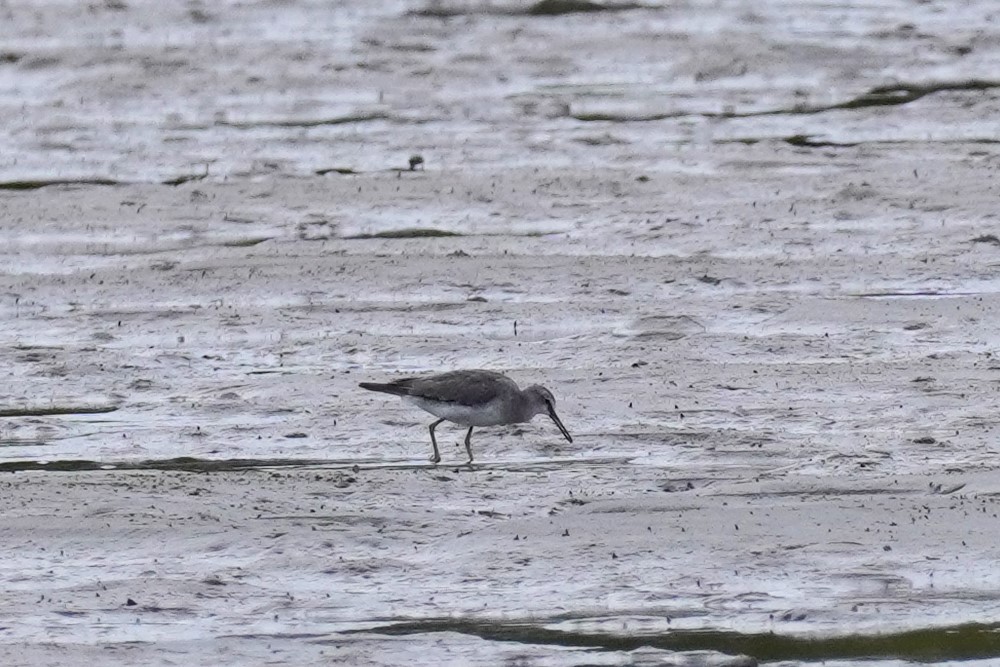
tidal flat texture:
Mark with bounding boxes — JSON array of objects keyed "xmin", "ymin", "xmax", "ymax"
[{"xmin": 2, "ymin": 0, "xmax": 1000, "ymax": 665}]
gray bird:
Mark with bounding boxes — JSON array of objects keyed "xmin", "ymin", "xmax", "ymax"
[{"xmin": 359, "ymin": 369, "xmax": 573, "ymax": 464}]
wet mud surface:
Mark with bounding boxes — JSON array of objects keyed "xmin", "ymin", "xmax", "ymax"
[{"xmin": 3, "ymin": 0, "xmax": 1000, "ymax": 665}]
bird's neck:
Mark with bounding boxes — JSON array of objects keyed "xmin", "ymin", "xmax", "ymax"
[{"xmin": 513, "ymin": 393, "xmax": 540, "ymax": 423}]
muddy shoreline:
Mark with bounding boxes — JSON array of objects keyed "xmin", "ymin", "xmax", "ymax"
[{"xmin": 4, "ymin": 0, "xmax": 1000, "ymax": 664}]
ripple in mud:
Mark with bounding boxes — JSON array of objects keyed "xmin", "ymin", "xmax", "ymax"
[{"xmin": 356, "ymin": 617, "xmax": 1000, "ymax": 663}]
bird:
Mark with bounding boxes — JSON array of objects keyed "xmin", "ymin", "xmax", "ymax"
[{"xmin": 359, "ymin": 369, "xmax": 572, "ymax": 464}]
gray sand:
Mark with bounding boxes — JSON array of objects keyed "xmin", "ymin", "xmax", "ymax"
[{"xmin": 3, "ymin": 0, "xmax": 1000, "ymax": 665}]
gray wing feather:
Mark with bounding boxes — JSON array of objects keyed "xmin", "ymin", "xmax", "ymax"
[{"xmin": 408, "ymin": 370, "xmax": 517, "ymax": 406}]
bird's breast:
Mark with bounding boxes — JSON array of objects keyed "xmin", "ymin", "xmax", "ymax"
[{"xmin": 407, "ymin": 396, "xmax": 516, "ymax": 426}]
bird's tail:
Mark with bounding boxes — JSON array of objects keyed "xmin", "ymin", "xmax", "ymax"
[{"xmin": 359, "ymin": 381, "xmax": 412, "ymax": 396}]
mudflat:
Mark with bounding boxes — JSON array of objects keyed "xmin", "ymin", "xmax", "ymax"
[{"xmin": 3, "ymin": 0, "xmax": 1000, "ymax": 665}]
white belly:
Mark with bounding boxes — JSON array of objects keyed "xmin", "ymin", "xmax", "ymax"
[{"xmin": 407, "ymin": 396, "xmax": 513, "ymax": 427}]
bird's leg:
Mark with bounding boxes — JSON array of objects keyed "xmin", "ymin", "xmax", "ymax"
[
  {"xmin": 428, "ymin": 418, "xmax": 445, "ymax": 464},
  {"xmin": 464, "ymin": 426, "xmax": 474, "ymax": 465}
]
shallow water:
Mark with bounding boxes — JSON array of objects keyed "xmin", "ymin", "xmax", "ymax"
[{"xmin": 2, "ymin": 0, "xmax": 1000, "ymax": 665}]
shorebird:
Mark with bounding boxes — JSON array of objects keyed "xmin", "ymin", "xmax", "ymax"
[{"xmin": 359, "ymin": 369, "xmax": 573, "ymax": 464}]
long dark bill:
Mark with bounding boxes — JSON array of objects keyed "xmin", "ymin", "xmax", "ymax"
[{"xmin": 548, "ymin": 407, "xmax": 573, "ymax": 443}]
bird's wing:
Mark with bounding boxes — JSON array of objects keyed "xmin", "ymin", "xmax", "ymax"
[{"xmin": 408, "ymin": 370, "xmax": 517, "ymax": 406}]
